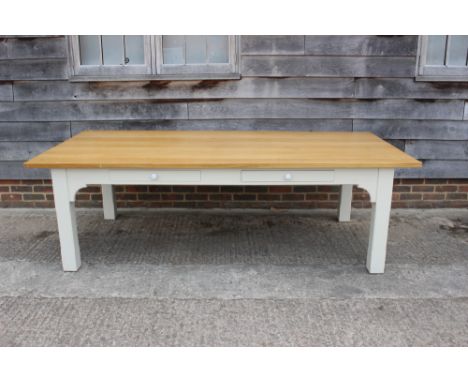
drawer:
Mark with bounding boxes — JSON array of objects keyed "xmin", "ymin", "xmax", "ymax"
[
  {"xmin": 241, "ymin": 170, "xmax": 334, "ymax": 183},
  {"xmin": 109, "ymin": 170, "xmax": 201, "ymax": 184}
]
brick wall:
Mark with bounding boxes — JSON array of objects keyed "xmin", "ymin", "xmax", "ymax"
[{"xmin": 1, "ymin": 179, "xmax": 467, "ymax": 209}]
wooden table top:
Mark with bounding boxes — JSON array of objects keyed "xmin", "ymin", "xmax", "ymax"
[{"xmin": 24, "ymin": 131, "xmax": 422, "ymax": 169}]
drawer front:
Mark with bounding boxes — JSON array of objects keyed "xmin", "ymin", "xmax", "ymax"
[
  {"xmin": 241, "ymin": 170, "xmax": 334, "ymax": 183},
  {"xmin": 109, "ymin": 170, "xmax": 201, "ymax": 184}
]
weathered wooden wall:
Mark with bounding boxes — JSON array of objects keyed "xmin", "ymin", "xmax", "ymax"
[{"xmin": 1, "ymin": 35, "xmax": 468, "ymax": 179}]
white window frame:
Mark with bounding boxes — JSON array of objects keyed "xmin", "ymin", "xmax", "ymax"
[
  {"xmin": 68, "ymin": 35, "xmax": 240, "ymax": 81},
  {"xmin": 416, "ymin": 35, "xmax": 468, "ymax": 82}
]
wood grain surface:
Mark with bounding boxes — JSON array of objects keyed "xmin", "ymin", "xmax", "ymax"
[{"xmin": 24, "ymin": 130, "xmax": 422, "ymax": 169}]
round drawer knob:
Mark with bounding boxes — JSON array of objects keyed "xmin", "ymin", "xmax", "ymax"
[
  {"xmin": 149, "ymin": 173, "xmax": 159, "ymax": 180},
  {"xmin": 284, "ymin": 173, "xmax": 293, "ymax": 181}
]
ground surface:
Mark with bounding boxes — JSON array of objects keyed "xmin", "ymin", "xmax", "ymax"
[{"xmin": 0, "ymin": 208, "xmax": 467, "ymax": 346}]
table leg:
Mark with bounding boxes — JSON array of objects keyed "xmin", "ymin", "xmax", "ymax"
[
  {"xmin": 51, "ymin": 170, "xmax": 81, "ymax": 271},
  {"xmin": 366, "ymin": 169, "xmax": 394, "ymax": 274},
  {"xmin": 102, "ymin": 185, "xmax": 116, "ymax": 220},
  {"xmin": 338, "ymin": 184, "xmax": 353, "ymax": 222}
]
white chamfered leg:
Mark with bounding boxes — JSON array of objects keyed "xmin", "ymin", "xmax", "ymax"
[
  {"xmin": 366, "ymin": 169, "xmax": 394, "ymax": 274},
  {"xmin": 338, "ymin": 184, "xmax": 353, "ymax": 222},
  {"xmin": 102, "ymin": 184, "xmax": 116, "ymax": 220},
  {"xmin": 51, "ymin": 169, "xmax": 81, "ymax": 271}
]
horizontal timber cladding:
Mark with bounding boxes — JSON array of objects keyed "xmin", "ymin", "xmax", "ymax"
[
  {"xmin": 0, "ymin": 35, "xmax": 467, "ymax": 184},
  {"xmin": 353, "ymin": 120, "xmax": 468, "ymax": 140},
  {"xmin": 71, "ymin": 119, "xmax": 352, "ymax": 134},
  {"xmin": 0, "ymin": 83, "xmax": 12, "ymax": 101},
  {"xmin": 0, "ymin": 37, "xmax": 67, "ymax": 60},
  {"xmin": 396, "ymin": 161, "xmax": 468, "ymax": 178},
  {"xmin": 13, "ymin": 78, "xmax": 356, "ymax": 101},
  {"xmin": 241, "ymin": 36, "xmax": 305, "ymax": 55},
  {"xmin": 0, "ymin": 59, "xmax": 68, "ymax": 80},
  {"xmin": 304, "ymin": 36, "xmax": 418, "ymax": 56},
  {"xmin": 187, "ymin": 99, "xmax": 464, "ymax": 120},
  {"xmin": 0, "ymin": 162, "xmax": 50, "ymax": 179},
  {"xmin": 0, "ymin": 122, "xmax": 70, "ymax": 141},
  {"xmin": 0, "ymin": 101, "xmax": 188, "ymax": 121},
  {"xmin": 406, "ymin": 141, "xmax": 468, "ymax": 160},
  {"xmin": 355, "ymin": 79, "xmax": 468, "ymax": 99},
  {"xmin": 241, "ymin": 56, "xmax": 416, "ymax": 77},
  {"xmin": 0, "ymin": 142, "xmax": 56, "ymax": 161}
]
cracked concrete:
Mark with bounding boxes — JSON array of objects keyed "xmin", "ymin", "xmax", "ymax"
[{"xmin": 0, "ymin": 208, "xmax": 467, "ymax": 346}]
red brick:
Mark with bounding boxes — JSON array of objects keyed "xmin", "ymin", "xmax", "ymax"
[
  {"xmin": 148, "ymin": 185, "xmax": 172, "ymax": 192},
  {"xmin": 125, "ymin": 185, "xmax": 148, "ymax": 193},
  {"xmin": 173, "ymin": 186, "xmax": 196, "ymax": 193},
  {"xmin": 282, "ymin": 193, "xmax": 305, "ymax": 201},
  {"xmin": 138, "ymin": 193, "xmax": 161, "ymax": 201},
  {"xmin": 269, "ymin": 186, "xmax": 292, "ymax": 193},
  {"xmin": 197, "ymin": 186, "xmax": 220, "ymax": 192},
  {"xmin": 23, "ymin": 193, "xmax": 45, "ymax": 201},
  {"xmin": 401, "ymin": 179, "xmax": 424, "ymax": 184},
  {"xmin": 400, "ymin": 193, "xmax": 422, "ymax": 200},
  {"xmin": 33, "ymin": 185, "xmax": 53, "ymax": 193},
  {"xmin": 233, "ymin": 194, "xmax": 256, "ymax": 201},
  {"xmin": 185, "ymin": 193, "xmax": 208, "ymax": 201},
  {"xmin": 209, "ymin": 194, "xmax": 232, "ymax": 201},
  {"xmin": 412, "ymin": 185, "xmax": 434, "ymax": 192},
  {"xmin": 435, "ymin": 185, "xmax": 457, "ymax": 192},
  {"xmin": 11, "ymin": 186, "xmax": 33, "ymax": 192},
  {"xmin": 423, "ymin": 193, "xmax": 445, "ymax": 200},
  {"xmin": 446, "ymin": 193, "xmax": 467, "ymax": 200},
  {"xmin": 161, "ymin": 194, "xmax": 183, "ymax": 201},
  {"xmin": 1, "ymin": 193, "xmax": 22, "ymax": 201},
  {"xmin": 258, "ymin": 194, "xmax": 281, "ymax": 201},
  {"xmin": 306, "ymin": 193, "xmax": 328, "ymax": 201}
]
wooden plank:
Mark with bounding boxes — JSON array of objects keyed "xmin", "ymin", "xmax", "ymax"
[
  {"xmin": 13, "ymin": 78, "xmax": 355, "ymax": 101},
  {"xmin": 25, "ymin": 131, "xmax": 421, "ymax": 169},
  {"xmin": 0, "ymin": 59, "xmax": 68, "ymax": 80},
  {"xmin": 0, "ymin": 101, "xmax": 188, "ymax": 121},
  {"xmin": 0, "ymin": 161, "xmax": 50, "ymax": 179},
  {"xmin": 241, "ymin": 56, "xmax": 415, "ymax": 77},
  {"xmin": 356, "ymin": 78, "xmax": 468, "ymax": 99},
  {"xmin": 71, "ymin": 119, "xmax": 353, "ymax": 135},
  {"xmin": 396, "ymin": 160, "xmax": 468, "ymax": 178},
  {"xmin": 188, "ymin": 99, "xmax": 464, "ymax": 120},
  {"xmin": 0, "ymin": 142, "xmax": 56, "ymax": 161},
  {"xmin": 241, "ymin": 36, "xmax": 304, "ymax": 55},
  {"xmin": 305, "ymin": 36, "xmax": 417, "ymax": 56},
  {"xmin": 354, "ymin": 120, "xmax": 468, "ymax": 140},
  {"xmin": 0, "ymin": 122, "xmax": 70, "ymax": 141},
  {"xmin": 0, "ymin": 82, "xmax": 12, "ymax": 101},
  {"xmin": 406, "ymin": 140, "xmax": 468, "ymax": 160},
  {"xmin": 0, "ymin": 37, "xmax": 67, "ymax": 60}
]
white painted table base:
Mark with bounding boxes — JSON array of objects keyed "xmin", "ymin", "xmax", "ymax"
[{"xmin": 51, "ymin": 168, "xmax": 394, "ymax": 273}]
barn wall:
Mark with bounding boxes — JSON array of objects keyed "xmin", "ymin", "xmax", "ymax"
[{"xmin": 0, "ymin": 35, "xmax": 467, "ymax": 208}]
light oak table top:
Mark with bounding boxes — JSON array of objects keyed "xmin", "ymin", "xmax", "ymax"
[{"xmin": 25, "ymin": 131, "xmax": 422, "ymax": 169}]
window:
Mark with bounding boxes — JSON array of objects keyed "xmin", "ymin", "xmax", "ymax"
[
  {"xmin": 417, "ymin": 35, "xmax": 468, "ymax": 81},
  {"xmin": 68, "ymin": 35, "xmax": 239, "ymax": 81}
]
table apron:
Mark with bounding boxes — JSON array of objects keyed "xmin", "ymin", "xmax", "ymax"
[{"xmin": 52, "ymin": 168, "xmax": 384, "ymax": 203}]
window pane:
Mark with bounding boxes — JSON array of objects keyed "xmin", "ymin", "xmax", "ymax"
[
  {"xmin": 426, "ymin": 36, "xmax": 446, "ymax": 65},
  {"xmin": 163, "ymin": 36, "xmax": 185, "ymax": 64},
  {"xmin": 79, "ymin": 35, "xmax": 101, "ymax": 65},
  {"xmin": 124, "ymin": 35, "xmax": 144, "ymax": 65},
  {"xmin": 446, "ymin": 35, "xmax": 468, "ymax": 66},
  {"xmin": 186, "ymin": 35, "xmax": 206, "ymax": 64},
  {"xmin": 207, "ymin": 36, "xmax": 229, "ymax": 63},
  {"xmin": 102, "ymin": 35, "xmax": 124, "ymax": 65}
]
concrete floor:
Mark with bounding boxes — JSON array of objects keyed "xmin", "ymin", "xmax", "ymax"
[{"xmin": 0, "ymin": 208, "xmax": 467, "ymax": 346}]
